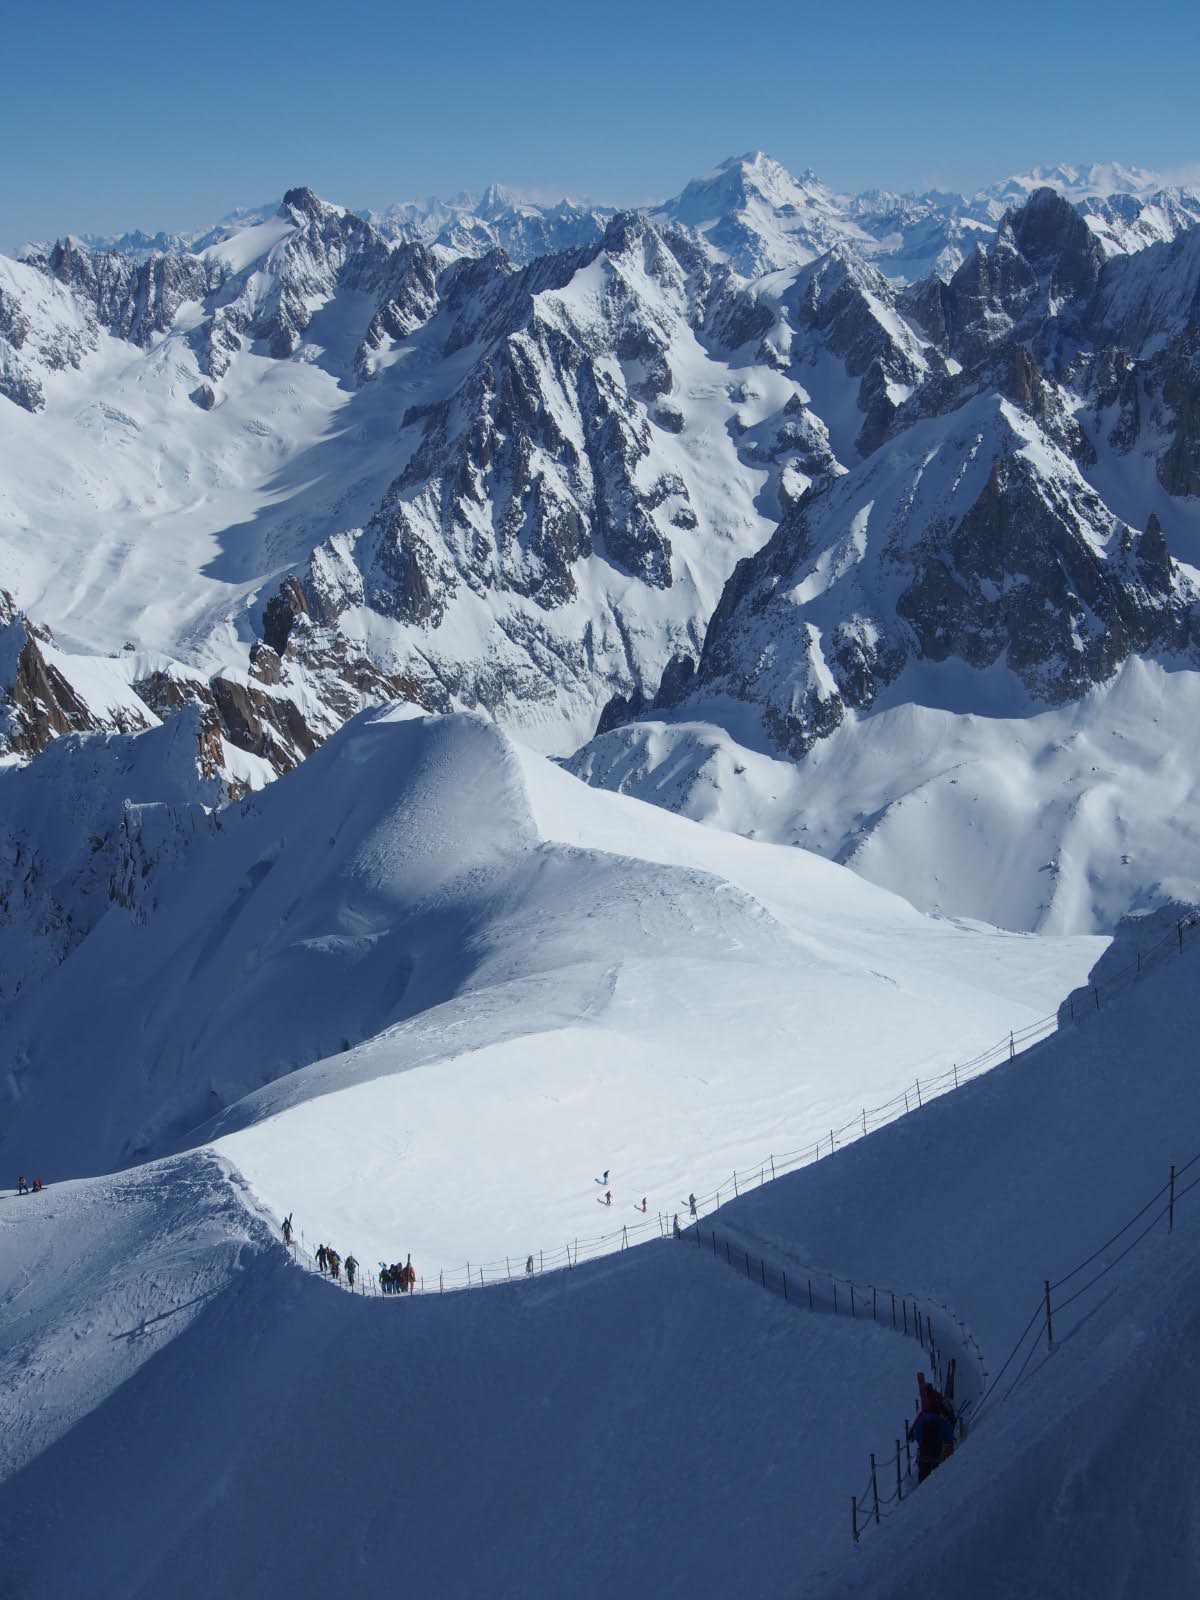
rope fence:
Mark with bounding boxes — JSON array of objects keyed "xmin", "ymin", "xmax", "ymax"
[{"xmin": 850, "ymin": 1144, "xmax": 1200, "ymax": 1544}]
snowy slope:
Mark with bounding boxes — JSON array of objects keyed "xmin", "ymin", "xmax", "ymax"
[
  {"xmin": 0, "ymin": 710, "xmax": 1099, "ymax": 1264},
  {"xmin": 1, "ymin": 899, "xmax": 1196, "ymax": 1597},
  {"xmin": 568, "ymin": 656, "xmax": 1200, "ymax": 935}
]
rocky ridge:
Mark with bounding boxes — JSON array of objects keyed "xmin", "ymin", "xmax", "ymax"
[{"xmin": 2, "ymin": 161, "xmax": 1200, "ymax": 819}]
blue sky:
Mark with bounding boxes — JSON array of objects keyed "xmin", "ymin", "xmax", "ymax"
[{"xmin": 5, "ymin": 0, "xmax": 1197, "ymax": 244}]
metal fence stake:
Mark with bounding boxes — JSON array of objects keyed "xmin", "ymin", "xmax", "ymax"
[
  {"xmin": 1044, "ymin": 1279, "xmax": 1054, "ymax": 1350},
  {"xmin": 1169, "ymin": 1164, "xmax": 1176, "ymax": 1233},
  {"xmin": 870, "ymin": 1453, "xmax": 880, "ymax": 1524}
]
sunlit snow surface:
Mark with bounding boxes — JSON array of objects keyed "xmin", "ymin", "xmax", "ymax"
[{"xmin": 569, "ymin": 656, "xmax": 1200, "ymax": 934}]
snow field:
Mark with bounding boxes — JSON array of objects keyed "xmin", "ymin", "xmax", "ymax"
[{"xmin": 570, "ymin": 654, "xmax": 1200, "ymax": 934}]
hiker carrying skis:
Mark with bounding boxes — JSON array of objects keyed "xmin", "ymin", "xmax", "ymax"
[
  {"xmin": 282, "ymin": 1213, "xmax": 293, "ymax": 1246},
  {"xmin": 345, "ymin": 1254, "xmax": 358, "ymax": 1289}
]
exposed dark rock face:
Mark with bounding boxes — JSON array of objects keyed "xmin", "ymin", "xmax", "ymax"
[
  {"xmin": 36, "ymin": 237, "xmax": 213, "ymax": 346},
  {"xmin": 0, "ymin": 591, "xmax": 149, "ymax": 757}
]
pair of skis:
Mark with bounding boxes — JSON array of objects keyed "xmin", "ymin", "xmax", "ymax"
[{"xmin": 916, "ymin": 1358, "xmax": 955, "ymax": 1412}]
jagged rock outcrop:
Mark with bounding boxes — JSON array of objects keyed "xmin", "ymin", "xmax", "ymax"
[
  {"xmin": 0, "ymin": 590, "xmax": 149, "ymax": 756},
  {"xmin": 34, "ymin": 237, "xmax": 213, "ymax": 346},
  {"xmin": 669, "ymin": 389, "xmax": 1200, "ymax": 758}
]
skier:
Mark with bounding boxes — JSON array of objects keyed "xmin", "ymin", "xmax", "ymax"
[
  {"xmin": 328, "ymin": 1250, "xmax": 341, "ymax": 1281},
  {"xmin": 16, "ymin": 1175, "xmax": 28, "ymax": 1196},
  {"xmin": 403, "ymin": 1255, "xmax": 416, "ymax": 1293},
  {"xmin": 345, "ymin": 1254, "xmax": 358, "ymax": 1289},
  {"xmin": 640, "ymin": 1197, "xmax": 647, "ymax": 1213},
  {"xmin": 525, "ymin": 1255, "xmax": 534, "ymax": 1276},
  {"xmin": 908, "ymin": 1398, "xmax": 954, "ymax": 1482},
  {"xmin": 316, "ymin": 1244, "xmax": 328, "ymax": 1275},
  {"xmin": 672, "ymin": 1213, "xmax": 681, "ymax": 1240},
  {"xmin": 602, "ymin": 1169, "xmax": 609, "ymax": 1185},
  {"xmin": 604, "ymin": 1190, "xmax": 613, "ymax": 1207},
  {"xmin": 31, "ymin": 1177, "xmax": 43, "ymax": 1194},
  {"xmin": 282, "ymin": 1213, "xmax": 293, "ymax": 1246},
  {"xmin": 688, "ymin": 1193, "xmax": 697, "ymax": 1217}
]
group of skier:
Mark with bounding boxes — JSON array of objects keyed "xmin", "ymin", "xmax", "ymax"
[
  {"xmin": 315, "ymin": 1243, "xmax": 359, "ymax": 1288},
  {"xmin": 15, "ymin": 1175, "xmax": 44, "ymax": 1196},
  {"xmin": 380, "ymin": 1256, "xmax": 416, "ymax": 1294}
]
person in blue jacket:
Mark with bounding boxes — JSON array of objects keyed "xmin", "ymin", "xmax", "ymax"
[{"xmin": 908, "ymin": 1400, "xmax": 954, "ymax": 1482}]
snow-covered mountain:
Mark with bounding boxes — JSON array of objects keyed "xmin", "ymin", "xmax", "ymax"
[
  {"xmin": 2, "ymin": 156, "xmax": 1200, "ymax": 934},
  {"xmin": 6, "ymin": 147, "xmax": 1200, "ymax": 1597}
]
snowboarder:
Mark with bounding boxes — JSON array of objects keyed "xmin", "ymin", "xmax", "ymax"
[
  {"xmin": 672, "ymin": 1213, "xmax": 682, "ymax": 1240},
  {"xmin": 316, "ymin": 1244, "xmax": 328, "ymax": 1274},
  {"xmin": 525, "ymin": 1255, "xmax": 534, "ymax": 1276},
  {"xmin": 16, "ymin": 1175, "xmax": 28, "ymax": 1196},
  {"xmin": 908, "ymin": 1400, "xmax": 954, "ymax": 1482},
  {"xmin": 345, "ymin": 1254, "xmax": 358, "ymax": 1289},
  {"xmin": 282, "ymin": 1213, "xmax": 293, "ymax": 1246},
  {"xmin": 688, "ymin": 1193, "xmax": 697, "ymax": 1217},
  {"xmin": 604, "ymin": 1190, "xmax": 612, "ymax": 1207}
]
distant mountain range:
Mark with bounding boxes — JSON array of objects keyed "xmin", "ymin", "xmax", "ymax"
[{"xmin": 2, "ymin": 151, "xmax": 1199, "ymax": 934}]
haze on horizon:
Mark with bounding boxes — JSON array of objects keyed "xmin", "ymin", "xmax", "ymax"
[{"xmin": 5, "ymin": 0, "xmax": 1198, "ymax": 247}]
